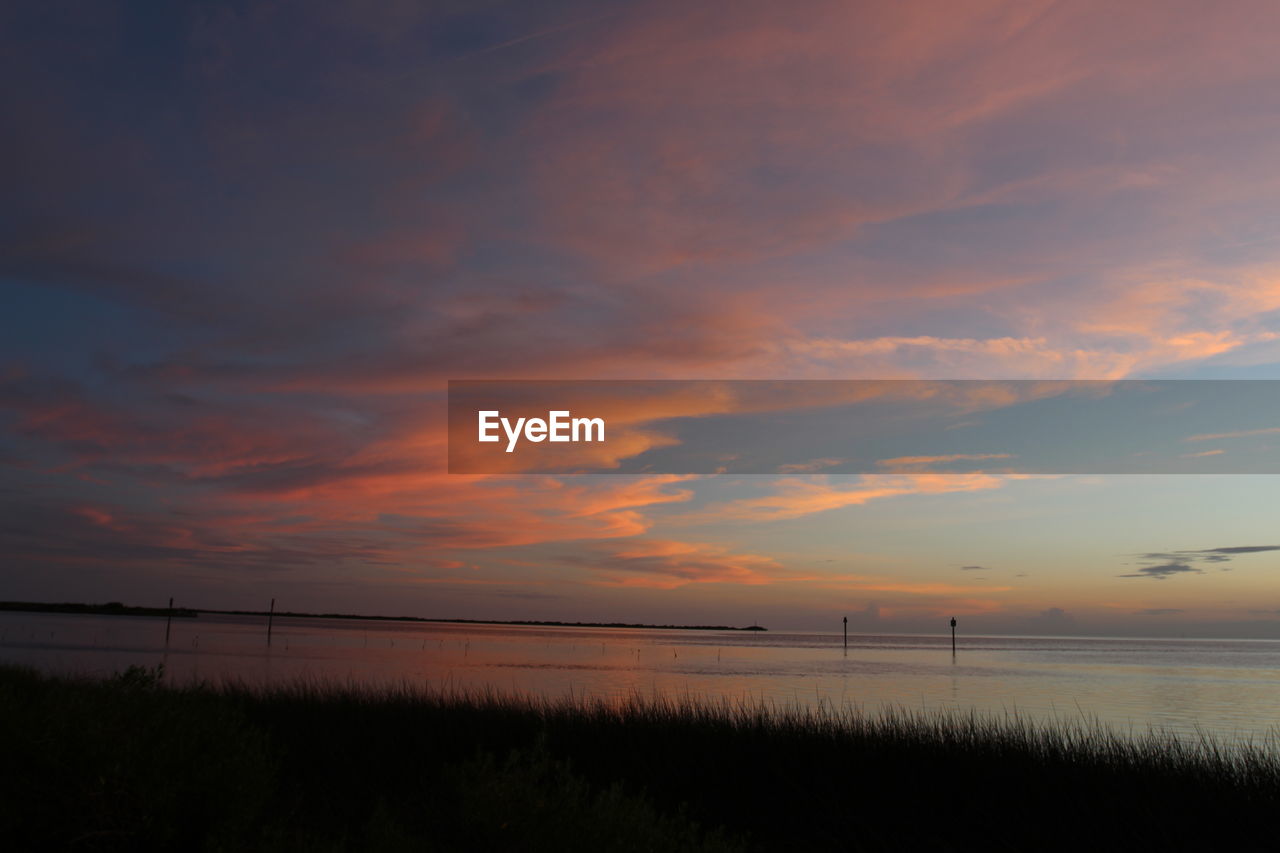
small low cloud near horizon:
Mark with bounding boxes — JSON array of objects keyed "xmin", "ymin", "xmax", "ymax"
[{"xmin": 5, "ymin": 1, "xmax": 1280, "ymax": 637}]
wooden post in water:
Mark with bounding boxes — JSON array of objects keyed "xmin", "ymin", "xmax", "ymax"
[
  {"xmin": 165, "ymin": 597, "xmax": 174, "ymax": 647},
  {"xmin": 842, "ymin": 615, "xmax": 847, "ymax": 652},
  {"xmin": 950, "ymin": 616, "xmax": 957, "ymax": 656},
  {"xmin": 267, "ymin": 597, "xmax": 276, "ymax": 647}
]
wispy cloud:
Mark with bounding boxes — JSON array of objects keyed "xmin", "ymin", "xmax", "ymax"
[
  {"xmin": 1186, "ymin": 427, "xmax": 1280, "ymax": 442},
  {"xmin": 777, "ymin": 457, "xmax": 846, "ymax": 474},
  {"xmin": 1119, "ymin": 545, "xmax": 1280, "ymax": 579},
  {"xmin": 1119, "ymin": 563, "xmax": 1203, "ymax": 579},
  {"xmin": 877, "ymin": 453, "xmax": 1013, "ymax": 472}
]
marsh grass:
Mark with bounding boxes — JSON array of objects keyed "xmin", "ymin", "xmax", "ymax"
[{"xmin": 3, "ymin": 665, "xmax": 1277, "ymax": 851}]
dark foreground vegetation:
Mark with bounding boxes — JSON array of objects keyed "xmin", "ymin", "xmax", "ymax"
[{"xmin": 3, "ymin": 665, "xmax": 1278, "ymax": 852}]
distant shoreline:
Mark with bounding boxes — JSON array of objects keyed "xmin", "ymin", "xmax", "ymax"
[{"xmin": 0, "ymin": 601, "xmax": 766, "ymax": 632}]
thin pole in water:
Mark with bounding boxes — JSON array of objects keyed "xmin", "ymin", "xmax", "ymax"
[
  {"xmin": 842, "ymin": 615, "xmax": 847, "ymax": 653},
  {"xmin": 267, "ymin": 597, "xmax": 276, "ymax": 646},
  {"xmin": 165, "ymin": 597, "xmax": 174, "ymax": 647},
  {"xmin": 950, "ymin": 616, "xmax": 957, "ymax": 656}
]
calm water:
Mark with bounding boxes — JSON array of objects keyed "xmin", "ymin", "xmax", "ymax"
[{"xmin": 4, "ymin": 611, "xmax": 1279, "ymax": 745}]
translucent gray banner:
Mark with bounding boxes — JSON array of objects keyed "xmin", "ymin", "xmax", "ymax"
[{"xmin": 447, "ymin": 380, "xmax": 1280, "ymax": 474}]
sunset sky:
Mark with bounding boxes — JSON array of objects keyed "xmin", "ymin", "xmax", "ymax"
[{"xmin": 5, "ymin": 0, "xmax": 1280, "ymax": 637}]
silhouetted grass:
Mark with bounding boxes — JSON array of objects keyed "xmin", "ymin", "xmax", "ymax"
[{"xmin": 3, "ymin": 664, "xmax": 1278, "ymax": 851}]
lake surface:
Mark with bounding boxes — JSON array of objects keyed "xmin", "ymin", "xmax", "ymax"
[{"xmin": 4, "ymin": 611, "xmax": 1279, "ymax": 746}]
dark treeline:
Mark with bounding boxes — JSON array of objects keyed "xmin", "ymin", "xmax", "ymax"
[
  {"xmin": 1, "ymin": 600, "xmax": 766, "ymax": 631},
  {"xmin": 203, "ymin": 609, "xmax": 766, "ymax": 631},
  {"xmin": 0, "ymin": 601, "xmax": 198, "ymax": 619},
  {"xmin": 2, "ymin": 665, "xmax": 1277, "ymax": 852}
]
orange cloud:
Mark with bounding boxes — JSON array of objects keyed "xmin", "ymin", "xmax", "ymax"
[
  {"xmin": 263, "ymin": 472, "xmax": 698, "ymax": 551},
  {"xmin": 572, "ymin": 539, "xmax": 786, "ymax": 589},
  {"xmin": 689, "ymin": 473, "xmax": 1015, "ymax": 523}
]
